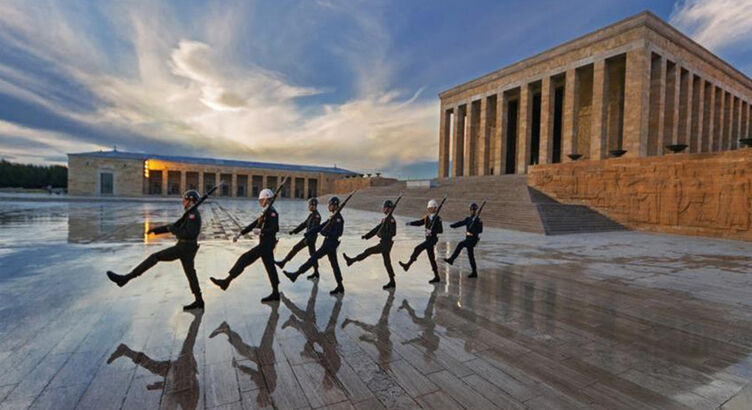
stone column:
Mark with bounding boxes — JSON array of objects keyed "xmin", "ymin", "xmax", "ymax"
[
  {"xmin": 682, "ymin": 70, "xmax": 694, "ymax": 148},
  {"xmin": 667, "ymin": 64, "xmax": 681, "ymax": 147},
  {"xmin": 647, "ymin": 55, "xmax": 665, "ymax": 156},
  {"xmin": 517, "ymin": 84, "xmax": 532, "ymax": 174},
  {"xmin": 693, "ymin": 77, "xmax": 705, "ymax": 153},
  {"xmin": 623, "ymin": 48, "xmax": 651, "ymax": 157},
  {"xmin": 231, "ymin": 173, "xmax": 238, "ymax": 198},
  {"xmin": 742, "ymin": 101, "xmax": 749, "ymax": 142},
  {"xmin": 705, "ymin": 84, "xmax": 715, "ymax": 152},
  {"xmin": 494, "ymin": 92, "xmax": 507, "ymax": 174},
  {"xmin": 539, "ymin": 76, "xmax": 553, "ymax": 164},
  {"xmin": 438, "ymin": 107, "xmax": 451, "ymax": 178},
  {"xmin": 478, "ymin": 97, "xmax": 490, "ymax": 175},
  {"xmin": 590, "ymin": 59, "xmax": 607, "ymax": 160},
  {"xmin": 452, "ymin": 104, "xmax": 465, "ymax": 177},
  {"xmin": 180, "ymin": 171, "xmax": 186, "ymax": 194},
  {"xmin": 198, "ymin": 172, "xmax": 204, "ymax": 195},
  {"xmin": 716, "ymin": 88, "xmax": 725, "ymax": 151},
  {"xmin": 562, "ymin": 68, "xmax": 578, "ymax": 161},
  {"xmin": 161, "ymin": 169, "xmax": 168, "ymax": 196},
  {"xmin": 464, "ymin": 101, "xmax": 478, "ymax": 176},
  {"xmin": 303, "ymin": 178, "xmax": 309, "ymax": 199}
]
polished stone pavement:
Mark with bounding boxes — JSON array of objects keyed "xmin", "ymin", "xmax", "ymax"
[{"xmin": 1, "ymin": 199, "xmax": 752, "ymax": 409}]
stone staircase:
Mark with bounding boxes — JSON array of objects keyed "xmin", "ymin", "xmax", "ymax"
[{"xmin": 338, "ymin": 175, "xmax": 624, "ymax": 235}]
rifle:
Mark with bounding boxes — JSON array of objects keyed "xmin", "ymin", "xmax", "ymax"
[
  {"xmin": 319, "ymin": 190, "xmax": 356, "ymax": 232},
  {"xmin": 467, "ymin": 200, "xmax": 486, "ymax": 231},
  {"xmin": 427, "ymin": 195, "xmax": 447, "ymax": 231},
  {"xmin": 376, "ymin": 194, "xmax": 402, "ymax": 237},
  {"xmin": 147, "ymin": 183, "xmax": 221, "ymax": 235},
  {"xmin": 235, "ymin": 177, "xmax": 287, "ymax": 240}
]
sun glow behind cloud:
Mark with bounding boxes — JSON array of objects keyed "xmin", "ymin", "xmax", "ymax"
[{"xmin": 0, "ymin": 0, "xmax": 437, "ymax": 173}]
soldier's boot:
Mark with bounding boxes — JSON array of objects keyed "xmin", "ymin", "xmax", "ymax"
[
  {"xmin": 183, "ymin": 296, "xmax": 204, "ymax": 311},
  {"xmin": 343, "ymin": 253, "xmax": 354, "ymax": 267},
  {"xmin": 329, "ymin": 283, "xmax": 344, "ymax": 295},
  {"xmin": 443, "ymin": 257, "xmax": 454, "ymax": 265},
  {"xmin": 382, "ymin": 279, "xmax": 395, "ymax": 290},
  {"xmin": 274, "ymin": 258, "xmax": 288, "ymax": 269},
  {"xmin": 283, "ymin": 270, "xmax": 299, "ymax": 283},
  {"xmin": 467, "ymin": 271, "xmax": 478, "ymax": 278},
  {"xmin": 398, "ymin": 260, "xmax": 411, "ymax": 272},
  {"xmin": 107, "ymin": 343, "xmax": 130, "ymax": 364},
  {"xmin": 210, "ymin": 276, "xmax": 231, "ymax": 291},
  {"xmin": 106, "ymin": 271, "xmax": 130, "ymax": 287},
  {"xmin": 306, "ymin": 272, "xmax": 319, "ymax": 280},
  {"xmin": 428, "ymin": 275, "xmax": 441, "ymax": 284},
  {"xmin": 261, "ymin": 289, "xmax": 280, "ymax": 303}
]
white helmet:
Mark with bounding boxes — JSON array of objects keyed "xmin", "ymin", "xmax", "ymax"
[
  {"xmin": 259, "ymin": 188, "xmax": 274, "ymax": 200},
  {"xmin": 427, "ymin": 199, "xmax": 438, "ymax": 208}
]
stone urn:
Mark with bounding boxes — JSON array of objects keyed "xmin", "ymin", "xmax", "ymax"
[
  {"xmin": 609, "ymin": 149, "xmax": 627, "ymax": 157},
  {"xmin": 567, "ymin": 153, "xmax": 582, "ymax": 161},
  {"xmin": 665, "ymin": 144, "xmax": 688, "ymax": 153}
]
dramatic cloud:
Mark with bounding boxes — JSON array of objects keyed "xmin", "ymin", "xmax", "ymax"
[
  {"xmin": 670, "ymin": 0, "xmax": 752, "ymax": 51},
  {"xmin": 0, "ymin": 1, "xmax": 437, "ymax": 172}
]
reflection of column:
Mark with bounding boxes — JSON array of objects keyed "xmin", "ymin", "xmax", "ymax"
[
  {"xmin": 562, "ymin": 69, "xmax": 578, "ymax": 161},
  {"xmin": 478, "ymin": 97, "xmax": 489, "ymax": 175},
  {"xmin": 452, "ymin": 105, "xmax": 465, "ymax": 177},
  {"xmin": 517, "ymin": 84, "xmax": 531, "ymax": 173},
  {"xmin": 494, "ymin": 92, "xmax": 507, "ymax": 174},
  {"xmin": 539, "ymin": 76, "xmax": 553, "ymax": 164},
  {"xmin": 438, "ymin": 106, "xmax": 450, "ymax": 178},
  {"xmin": 590, "ymin": 59, "xmax": 607, "ymax": 159},
  {"xmin": 623, "ymin": 48, "xmax": 651, "ymax": 157}
]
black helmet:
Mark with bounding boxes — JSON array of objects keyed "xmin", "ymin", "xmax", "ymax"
[
  {"xmin": 184, "ymin": 190, "xmax": 200, "ymax": 202},
  {"xmin": 383, "ymin": 200, "xmax": 394, "ymax": 209},
  {"xmin": 329, "ymin": 196, "xmax": 340, "ymax": 206},
  {"xmin": 469, "ymin": 202, "xmax": 479, "ymax": 210},
  {"xmin": 308, "ymin": 197, "xmax": 318, "ymax": 206}
]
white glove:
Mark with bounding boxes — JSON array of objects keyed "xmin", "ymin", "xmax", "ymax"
[
  {"xmin": 425, "ymin": 229, "xmax": 432, "ymax": 236},
  {"xmin": 252, "ymin": 228, "xmax": 261, "ymax": 235},
  {"xmin": 233, "ymin": 233, "xmax": 240, "ymax": 242}
]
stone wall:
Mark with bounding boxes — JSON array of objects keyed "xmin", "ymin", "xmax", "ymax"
[
  {"xmin": 331, "ymin": 176, "xmax": 398, "ymax": 194},
  {"xmin": 68, "ymin": 156, "xmax": 144, "ymax": 196},
  {"xmin": 528, "ymin": 149, "xmax": 752, "ymax": 241}
]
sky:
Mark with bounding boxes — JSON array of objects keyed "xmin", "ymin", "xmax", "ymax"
[{"xmin": 0, "ymin": 0, "xmax": 751, "ymax": 179}]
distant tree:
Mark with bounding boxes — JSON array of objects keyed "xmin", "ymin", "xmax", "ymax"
[{"xmin": 0, "ymin": 160, "xmax": 68, "ymax": 188}]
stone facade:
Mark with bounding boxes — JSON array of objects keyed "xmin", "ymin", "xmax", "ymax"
[
  {"xmin": 330, "ymin": 176, "xmax": 399, "ymax": 194},
  {"xmin": 528, "ymin": 149, "xmax": 752, "ymax": 241},
  {"xmin": 438, "ymin": 11, "xmax": 752, "ymax": 177},
  {"xmin": 67, "ymin": 151, "xmax": 356, "ymax": 198}
]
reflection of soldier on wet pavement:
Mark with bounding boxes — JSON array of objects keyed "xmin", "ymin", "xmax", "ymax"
[
  {"xmin": 276, "ymin": 198, "xmax": 321, "ymax": 280},
  {"xmin": 211, "ymin": 188, "xmax": 281, "ymax": 303},
  {"xmin": 444, "ymin": 202, "xmax": 483, "ymax": 278},
  {"xmin": 209, "ymin": 303, "xmax": 279, "ymax": 408},
  {"xmin": 106, "ymin": 190, "xmax": 204, "ymax": 311},
  {"xmin": 341, "ymin": 288, "xmax": 394, "ymax": 363},
  {"xmin": 281, "ymin": 282, "xmax": 344, "ymax": 386},
  {"xmin": 399, "ymin": 200, "xmax": 443, "ymax": 284},
  {"xmin": 284, "ymin": 196, "xmax": 345, "ymax": 295},
  {"xmin": 399, "ymin": 286, "xmax": 440, "ymax": 359},
  {"xmin": 343, "ymin": 200, "xmax": 398, "ymax": 290},
  {"xmin": 107, "ymin": 309, "xmax": 203, "ymax": 410}
]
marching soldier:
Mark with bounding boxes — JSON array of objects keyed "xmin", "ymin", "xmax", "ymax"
[
  {"xmin": 275, "ymin": 197, "xmax": 321, "ymax": 280},
  {"xmin": 444, "ymin": 202, "xmax": 483, "ymax": 278},
  {"xmin": 210, "ymin": 188, "xmax": 281, "ymax": 303},
  {"xmin": 399, "ymin": 199, "xmax": 443, "ymax": 284},
  {"xmin": 106, "ymin": 190, "xmax": 204, "ymax": 311},
  {"xmin": 283, "ymin": 196, "xmax": 345, "ymax": 295},
  {"xmin": 343, "ymin": 200, "xmax": 397, "ymax": 289}
]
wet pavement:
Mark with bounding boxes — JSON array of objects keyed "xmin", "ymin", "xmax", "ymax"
[{"xmin": 1, "ymin": 198, "xmax": 752, "ymax": 409}]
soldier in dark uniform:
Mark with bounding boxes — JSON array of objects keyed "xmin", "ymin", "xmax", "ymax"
[
  {"xmin": 275, "ymin": 197, "xmax": 321, "ymax": 280},
  {"xmin": 283, "ymin": 196, "xmax": 345, "ymax": 295},
  {"xmin": 399, "ymin": 199, "xmax": 443, "ymax": 284},
  {"xmin": 343, "ymin": 200, "xmax": 397, "ymax": 289},
  {"xmin": 106, "ymin": 190, "xmax": 204, "ymax": 311},
  {"xmin": 444, "ymin": 202, "xmax": 483, "ymax": 278},
  {"xmin": 210, "ymin": 188, "xmax": 280, "ymax": 303}
]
